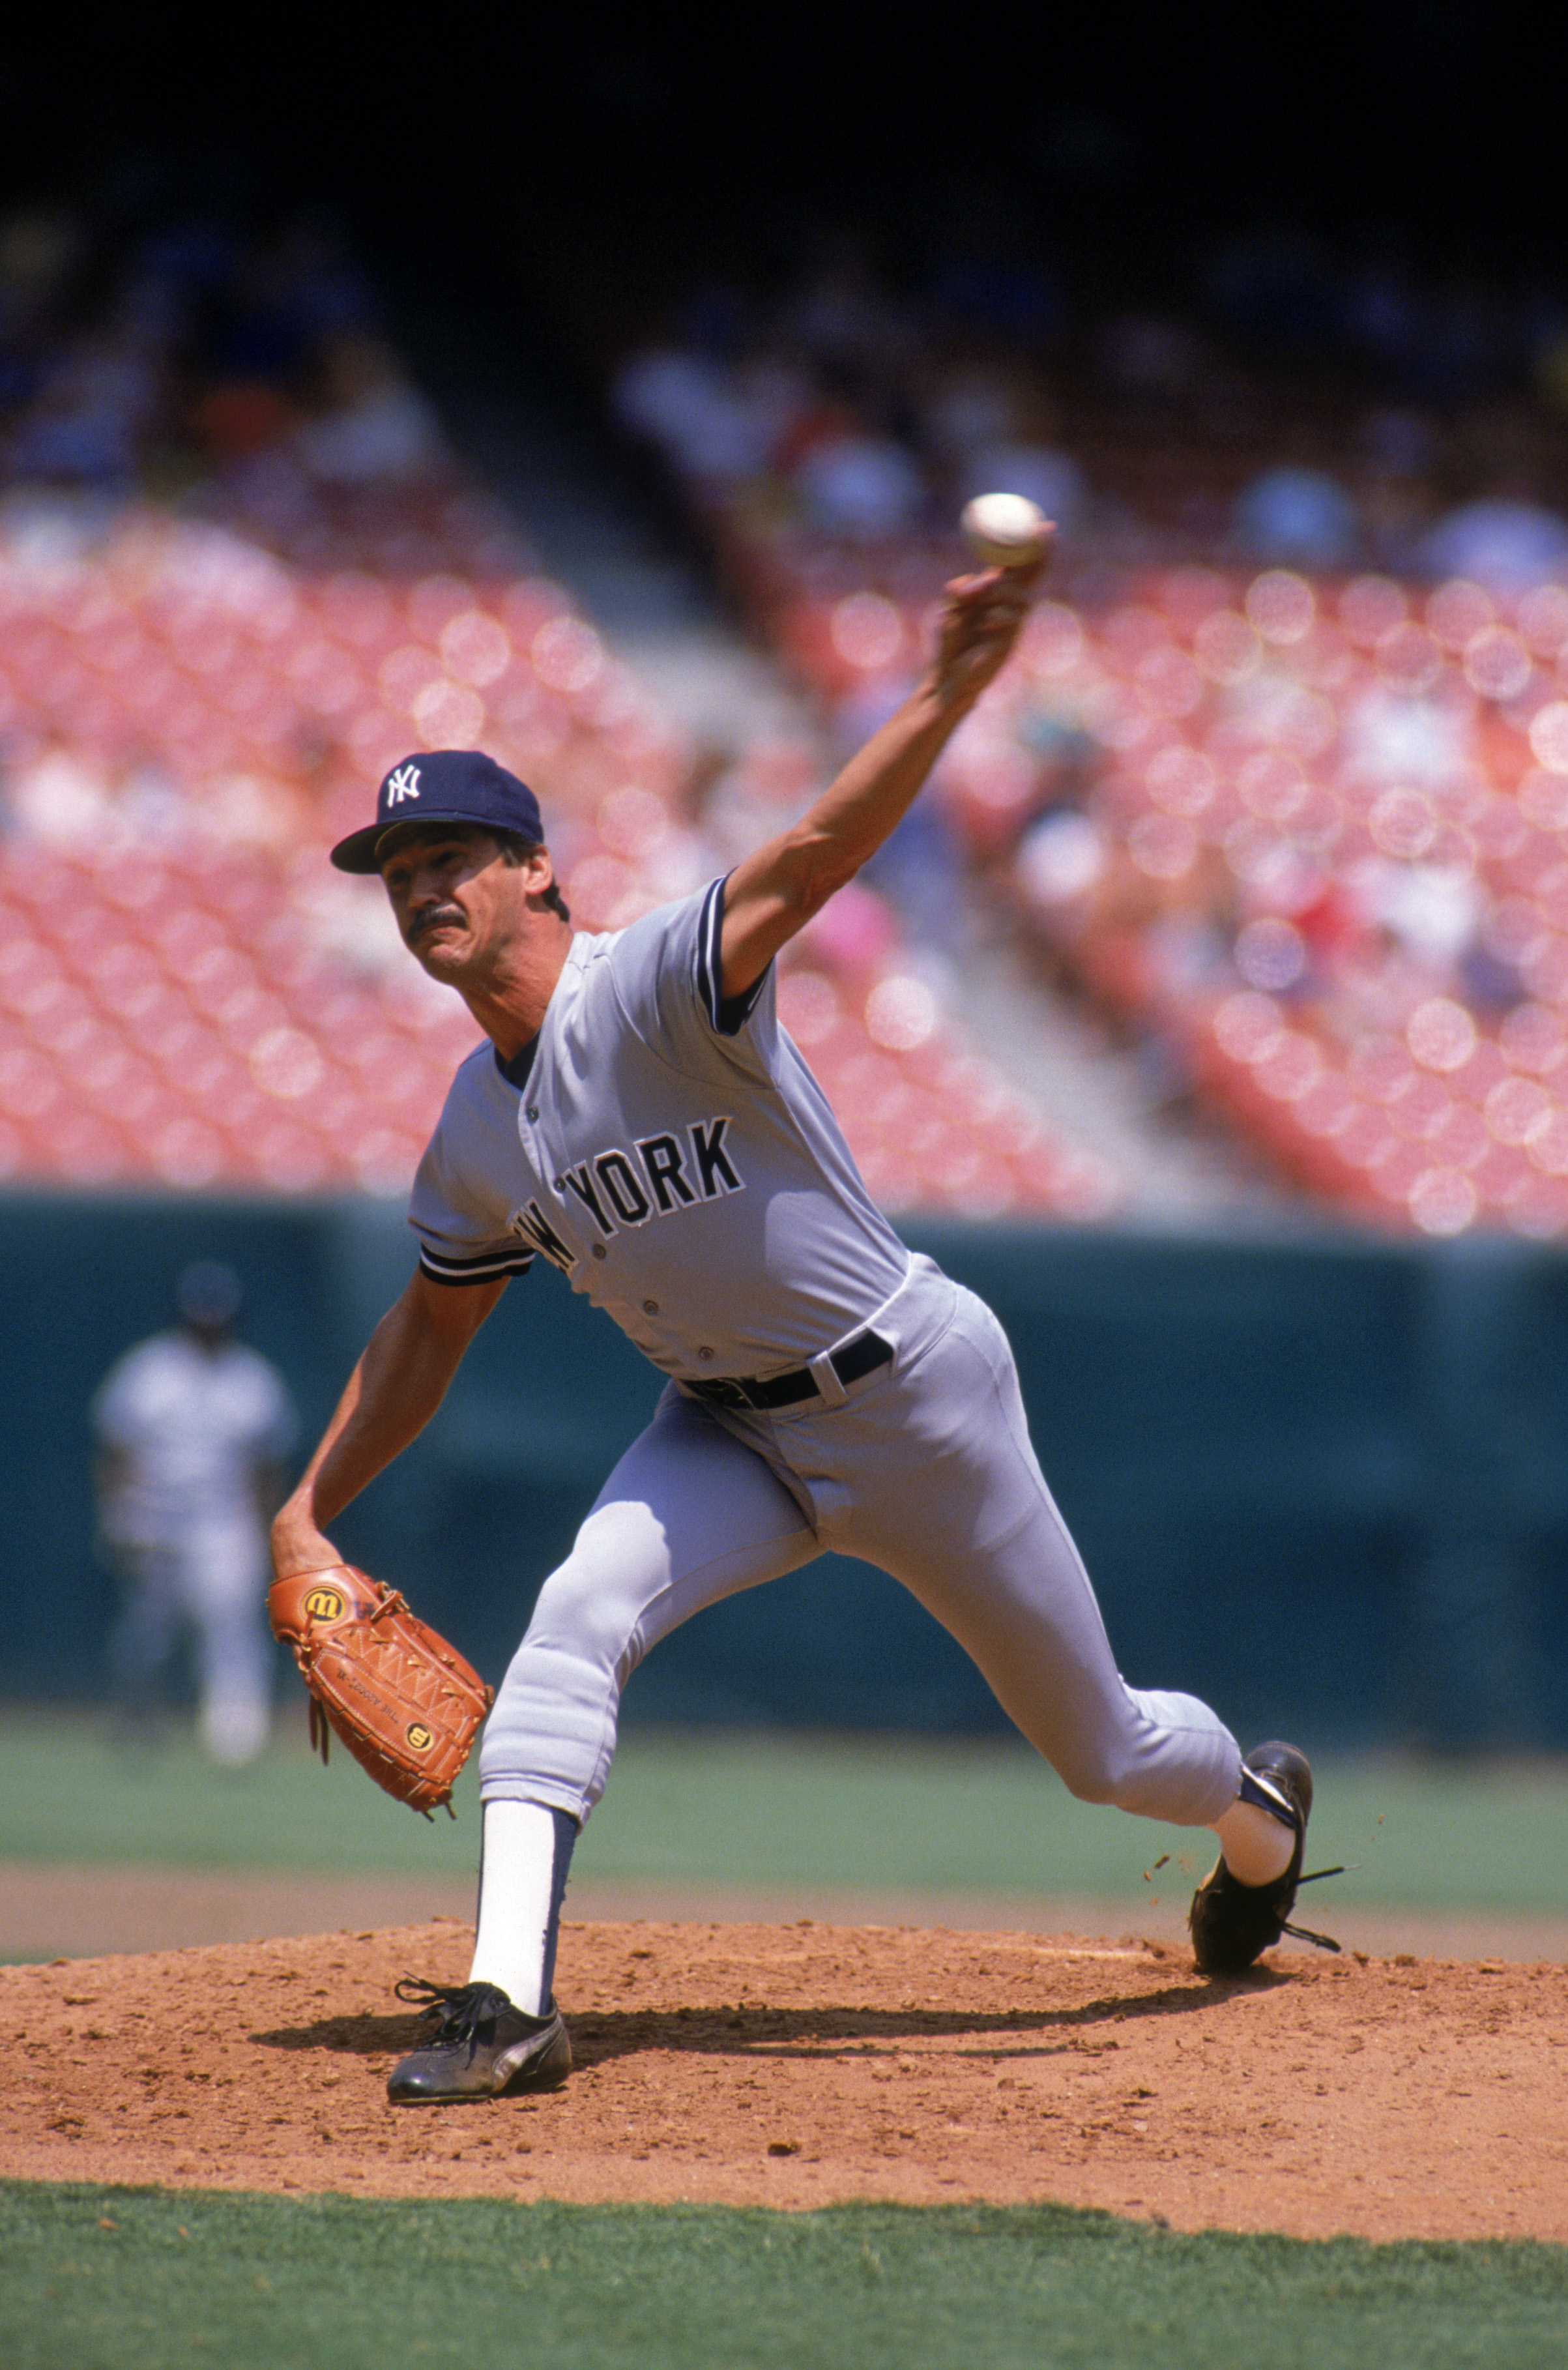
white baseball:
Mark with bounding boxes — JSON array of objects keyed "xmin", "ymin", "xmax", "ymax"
[{"xmin": 961, "ymin": 491, "xmax": 1051, "ymax": 566}]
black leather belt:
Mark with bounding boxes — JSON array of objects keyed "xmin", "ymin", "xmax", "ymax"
[{"xmin": 685, "ymin": 1328, "xmax": 892, "ymax": 1412}]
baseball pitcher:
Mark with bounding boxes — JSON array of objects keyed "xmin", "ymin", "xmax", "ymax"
[{"xmin": 271, "ymin": 552, "xmax": 1329, "ymax": 2104}]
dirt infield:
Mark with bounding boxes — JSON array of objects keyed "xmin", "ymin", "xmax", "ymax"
[{"xmin": 4, "ymin": 1918, "xmax": 1567, "ymax": 2243}]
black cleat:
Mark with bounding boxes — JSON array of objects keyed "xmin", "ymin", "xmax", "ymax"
[
  {"xmin": 1190, "ymin": 1742, "xmax": 1341, "ymax": 1974},
  {"xmin": 386, "ymin": 1979, "xmax": 572, "ymax": 2104}
]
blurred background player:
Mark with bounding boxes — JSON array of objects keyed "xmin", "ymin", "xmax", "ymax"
[{"xmin": 93, "ymin": 1261, "xmax": 298, "ymax": 1765}]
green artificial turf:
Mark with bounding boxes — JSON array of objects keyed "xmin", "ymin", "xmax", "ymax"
[
  {"xmin": 3, "ymin": 1710, "xmax": 1567, "ymax": 1916},
  {"xmin": 2, "ymin": 2184, "xmax": 1564, "ymax": 2370}
]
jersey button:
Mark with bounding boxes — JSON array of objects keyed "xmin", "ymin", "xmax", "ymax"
[
  {"xmin": 526, "ymin": 1106, "xmax": 539, "ymax": 1121},
  {"xmin": 697, "ymin": 1346, "xmax": 714, "ymax": 1360},
  {"xmin": 643, "ymin": 1299, "xmax": 659, "ymax": 1315},
  {"xmin": 591, "ymin": 1242, "xmax": 607, "ymax": 1260}
]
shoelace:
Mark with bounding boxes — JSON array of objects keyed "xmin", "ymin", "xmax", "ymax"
[
  {"xmin": 394, "ymin": 1976, "xmax": 514, "ymax": 2052},
  {"xmin": 1280, "ymin": 1864, "xmax": 1346, "ymax": 1954}
]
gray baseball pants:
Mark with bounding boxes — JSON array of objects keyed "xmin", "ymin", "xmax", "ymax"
[{"xmin": 479, "ymin": 1257, "xmax": 1242, "ymax": 1828}]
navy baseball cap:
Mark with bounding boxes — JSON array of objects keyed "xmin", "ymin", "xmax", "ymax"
[{"xmin": 330, "ymin": 750, "xmax": 545, "ymax": 873}]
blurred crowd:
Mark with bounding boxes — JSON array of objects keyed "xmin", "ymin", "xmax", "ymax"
[
  {"xmin": 0, "ymin": 201, "xmax": 494, "ymax": 563},
  {"xmin": 607, "ymin": 230, "xmax": 1568, "ymax": 1238},
  {"xmin": 0, "ymin": 198, "xmax": 1109, "ymax": 1220},
  {"xmin": 611, "ymin": 226, "xmax": 1568, "ymax": 583},
  {"xmin": 15, "ymin": 184, "xmax": 1568, "ymax": 1235}
]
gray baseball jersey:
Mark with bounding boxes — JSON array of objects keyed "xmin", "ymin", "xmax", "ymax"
[
  {"xmin": 409, "ymin": 869, "xmax": 1241, "ymax": 1853},
  {"xmin": 409, "ymin": 877, "xmax": 910, "ymax": 1378}
]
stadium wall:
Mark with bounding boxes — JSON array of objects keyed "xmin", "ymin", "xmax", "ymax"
[{"xmin": 6, "ymin": 1193, "xmax": 1567, "ymax": 1752}]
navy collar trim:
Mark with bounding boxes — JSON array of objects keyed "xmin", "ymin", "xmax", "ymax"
[{"xmin": 494, "ymin": 1034, "xmax": 540, "ymax": 1090}]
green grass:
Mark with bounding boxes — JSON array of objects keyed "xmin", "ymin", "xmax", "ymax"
[
  {"xmin": 576, "ymin": 1732, "xmax": 1568, "ymax": 1916},
  {"xmin": 0, "ymin": 1708, "xmax": 479, "ymax": 1877},
  {"xmin": 3, "ymin": 1711, "xmax": 1567, "ymax": 1915},
  {"xmin": 1, "ymin": 2184, "xmax": 1563, "ymax": 2370}
]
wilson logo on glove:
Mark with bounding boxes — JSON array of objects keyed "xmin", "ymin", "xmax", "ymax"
[{"xmin": 269, "ymin": 1565, "xmax": 491, "ymax": 1819}]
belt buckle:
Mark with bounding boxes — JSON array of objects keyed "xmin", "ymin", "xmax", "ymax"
[{"xmin": 701, "ymin": 1376, "xmax": 753, "ymax": 1411}]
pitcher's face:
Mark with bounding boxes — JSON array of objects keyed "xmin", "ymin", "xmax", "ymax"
[{"xmin": 379, "ymin": 827, "xmax": 541, "ymax": 985}]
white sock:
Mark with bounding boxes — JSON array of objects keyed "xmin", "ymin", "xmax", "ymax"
[
  {"xmin": 1211, "ymin": 1798, "xmax": 1296, "ymax": 1888},
  {"xmin": 468, "ymin": 1799, "xmax": 575, "ymax": 2014}
]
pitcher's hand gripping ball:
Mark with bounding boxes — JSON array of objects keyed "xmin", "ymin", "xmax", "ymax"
[
  {"xmin": 269, "ymin": 1566, "xmax": 491, "ymax": 1818},
  {"xmin": 960, "ymin": 491, "xmax": 1053, "ymax": 566}
]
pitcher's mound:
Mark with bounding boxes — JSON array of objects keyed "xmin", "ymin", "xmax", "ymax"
[{"xmin": 3, "ymin": 1918, "xmax": 1563, "ymax": 2242}]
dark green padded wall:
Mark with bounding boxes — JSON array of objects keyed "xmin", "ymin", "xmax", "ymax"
[{"xmin": 5, "ymin": 1194, "xmax": 1567, "ymax": 1749}]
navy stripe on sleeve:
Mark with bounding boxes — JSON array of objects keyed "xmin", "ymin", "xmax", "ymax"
[
  {"xmin": 699, "ymin": 874, "xmax": 770, "ymax": 1037},
  {"xmin": 418, "ymin": 1246, "xmax": 535, "ymax": 1287},
  {"xmin": 696, "ymin": 877, "xmax": 724, "ymax": 1026}
]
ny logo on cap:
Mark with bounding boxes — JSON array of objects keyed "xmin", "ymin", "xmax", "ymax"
[{"xmin": 385, "ymin": 763, "xmax": 422, "ymax": 807}]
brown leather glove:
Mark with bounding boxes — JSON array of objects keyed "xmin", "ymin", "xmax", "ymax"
[{"xmin": 269, "ymin": 1565, "xmax": 491, "ymax": 1819}]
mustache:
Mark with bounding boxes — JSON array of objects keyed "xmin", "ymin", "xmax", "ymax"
[{"xmin": 407, "ymin": 903, "xmax": 467, "ymax": 943}]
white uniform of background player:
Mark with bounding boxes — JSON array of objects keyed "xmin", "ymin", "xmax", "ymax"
[
  {"xmin": 95, "ymin": 1262, "xmax": 297, "ymax": 1764},
  {"xmin": 276, "ymin": 554, "xmax": 1305, "ymax": 2092}
]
